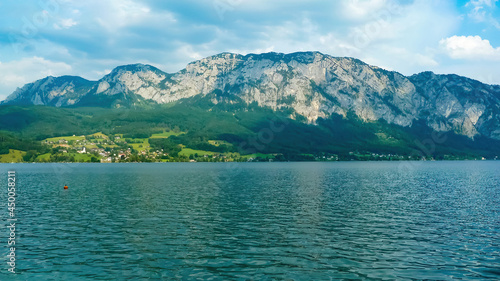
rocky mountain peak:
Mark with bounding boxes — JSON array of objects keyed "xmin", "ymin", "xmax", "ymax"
[
  {"xmin": 1, "ymin": 75, "xmax": 94, "ymax": 107},
  {"xmin": 2, "ymin": 51, "xmax": 500, "ymax": 140}
]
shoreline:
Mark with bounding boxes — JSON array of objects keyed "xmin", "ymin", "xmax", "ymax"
[{"xmin": 1, "ymin": 159, "xmax": 498, "ymax": 164}]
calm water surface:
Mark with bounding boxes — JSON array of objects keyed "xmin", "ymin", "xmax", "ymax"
[{"xmin": 0, "ymin": 162, "xmax": 499, "ymax": 280}]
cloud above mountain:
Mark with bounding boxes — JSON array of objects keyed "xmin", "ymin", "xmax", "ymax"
[
  {"xmin": 440, "ymin": 35, "xmax": 500, "ymax": 60},
  {"xmin": 0, "ymin": 0, "xmax": 499, "ymax": 100}
]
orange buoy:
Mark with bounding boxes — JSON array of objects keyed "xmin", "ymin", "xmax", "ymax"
[{"xmin": 64, "ymin": 185, "xmax": 68, "ymax": 189}]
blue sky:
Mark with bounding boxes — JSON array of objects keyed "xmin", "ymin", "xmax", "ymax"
[{"xmin": 0, "ymin": 0, "xmax": 499, "ymax": 100}]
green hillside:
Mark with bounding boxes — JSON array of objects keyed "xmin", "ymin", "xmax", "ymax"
[{"xmin": 1, "ymin": 102, "xmax": 499, "ymax": 163}]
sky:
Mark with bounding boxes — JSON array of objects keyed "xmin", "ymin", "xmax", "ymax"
[{"xmin": 0, "ymin": 0, "xmax": 499, "ymax": 100}]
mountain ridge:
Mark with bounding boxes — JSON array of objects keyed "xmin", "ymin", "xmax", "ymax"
[{"xmin": 2, "ymin": 51, "xmax": 500, "ymax": 141}]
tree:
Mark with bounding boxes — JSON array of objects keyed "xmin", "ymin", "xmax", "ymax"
[{"xmin": 23, "ymin": 150, "xmax": 37, "ymax": 162}]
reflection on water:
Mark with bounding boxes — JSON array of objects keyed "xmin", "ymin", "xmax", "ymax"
[{"xmin": 0, "ymin": 161, "xmax": 499, "ymax": 280}]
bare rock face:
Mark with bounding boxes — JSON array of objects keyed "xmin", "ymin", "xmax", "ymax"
[
  {"xmin": 408, "ymin": 71, "xmax": 500, "ymax": 139},
  {"xmin": 2, "ymin": 76, "xmax": 94, "ymax": 107},
  {"xmin": 3, "ymin": 52, "xmax": 500, "ymax": 140}
]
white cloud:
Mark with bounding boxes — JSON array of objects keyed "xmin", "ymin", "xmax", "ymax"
[
  {"xmin": 92, "ymin": 0, "xmax": 176, "ymax": 31},
  {"xmin": 189, "ymin": 0, "xmax": 454, "ymax": 76},
  {"xmin": 414, "ymin": 53, "xmax": 439, "ymax": 67},
  {"xmin": 92, "ymin": 69, "xmax": 112, "ymax": 77},
  {"xmin": 466, "ymin": 0, "xmax": 500, "ymax": 28},
  {"xmin": 53, "ymin": 18, "xmax": 78, "ymax": 30},
  {"xmin": 2, "ymin": 0, "xmax": 499, "ymax": 100},
  {"xmin": 341, "ymin": 0, "xmax": 395, "ymax": 21},
  {"xmin": 326, "ymin": 0, "xmax": 456, "ymax": 74},
  {"xmin": 468, "ymin": 0, "xmax": 498, "ymax": 7},
  {"xmin": 440, "ymin": 35, "xmax": 500, "ymax": 60},
  {"xmin": 0, "ymin": 57, "xmax": 72, "ymax": 100}
]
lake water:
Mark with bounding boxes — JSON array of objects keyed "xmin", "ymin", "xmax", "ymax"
[{"xmin": 0, "ymin": 162, "xmax": 499, "ymax": 280}]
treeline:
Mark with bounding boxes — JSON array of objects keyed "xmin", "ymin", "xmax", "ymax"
[
  {"xmin": 0, "ymin": 132, "xmax": 48, "ymax": 155},
  {"xmin": 2, "ymin": 103, "xmax": 500, "ymax": 160},
  {"xmin": 148, "ymin": 138, "xmax": 182, "ymax": 156}
]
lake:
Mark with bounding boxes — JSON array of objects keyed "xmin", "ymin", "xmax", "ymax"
[{"xmin": 0, "ymin": 162, "xmax": 499, "ymax": 280}]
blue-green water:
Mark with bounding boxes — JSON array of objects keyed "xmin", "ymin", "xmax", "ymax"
[{"xmin": 0, "ymin": 162, "xmax": 499, "ymax": 280}]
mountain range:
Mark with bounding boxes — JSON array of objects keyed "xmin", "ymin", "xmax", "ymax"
[{"xmin": 2, "ymin": 51, "xmax": 500, "ymax": 160}]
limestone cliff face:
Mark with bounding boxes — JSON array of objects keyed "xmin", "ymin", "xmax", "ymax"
[
  {"xmin": 408, "ymin": 72, "xmax": 500, "ymax": 139},
  {"xmin": 2, "ymin": 76, "xmax": 93, "ymax": 107},
  {"xmin": 3, "ymin": 52, "xmax": 500, "ymax": 139}
]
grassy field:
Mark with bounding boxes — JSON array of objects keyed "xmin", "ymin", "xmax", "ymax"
[
  {"xmin": 128, "ymin": 139, "xmax": 150, "ymax": 152},
  {"xmin": 101, "ymin": 144, "xmax": 118, "ymax": 149},
  {"xmin": 71, "ymin": 153, "xmax": 94, "ymax": 162},
  {"xmin": 178, "ymin": 148, "xmax": 259, "ymax": 160},
  {"xmin": 150, "ymin": 130, "xmax": 186, "ymax": 139},
  {"xmin": 83, "ymin": 144, "xmax": 99, "ymax": 149},
  {"xmin": 0, "ymin": 149, "xmax": 26, "ymax": 163},
  {"xmin": 44, "ymin": 135, "xmax": 85, "ymax": 142},
  {"xmin": 178, "ymin": 148, "xmax": 218, "ymax": 157},
  {"xmin": 32, "ymin": 153, "xmax": 95, "ymax": 162},
  {"xmin": 178, "ymin": 146, "xmax": 274, "ymax": 159},
  {"xmin": 90, "ymin": 132, "xmax": 108, "ymax": 139},
  {"xmin": 375, "ymin": 132, "xmax": 401, "ymax": 145},
  {"xmin": 244, "ymin": 153, "xmax": 275, "ymax": 159},
  {"xmin": 35, "ymin": 153, "xmax": 51, "ymax": 162},
  {"xmin": 208, "ymin": 140, "xmax": 232, "ymax": 147}
]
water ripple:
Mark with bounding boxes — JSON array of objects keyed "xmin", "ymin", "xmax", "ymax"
[{"xmin": 0, "ymin": 161, "xmax": 498, "ymax": 280}]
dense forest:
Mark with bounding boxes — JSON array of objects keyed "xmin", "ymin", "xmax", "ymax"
[{"xmin": 1, "ymin": 100, "xmax": 500, "ymax": 163}]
